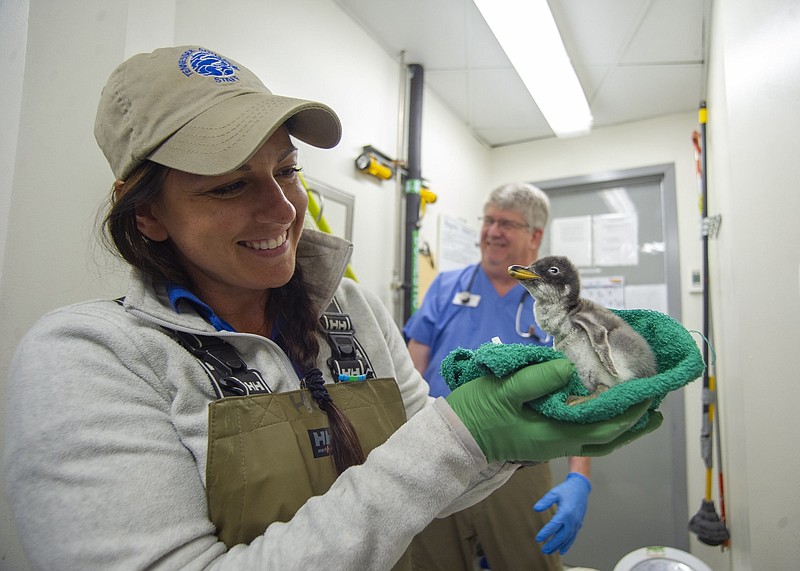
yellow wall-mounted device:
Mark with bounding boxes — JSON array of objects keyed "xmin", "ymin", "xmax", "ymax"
[{"xmin": 355, "ymin": 152, "xmax": 393, "ymax": 180}]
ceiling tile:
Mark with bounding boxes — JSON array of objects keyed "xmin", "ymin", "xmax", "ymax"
[
  {"xmin": 591, "ymin": 64, "xmax": 706, "ymax": 126},
  {"xmin": 333, "ymin": 0, "xmax": 709, "ymax": 146}
]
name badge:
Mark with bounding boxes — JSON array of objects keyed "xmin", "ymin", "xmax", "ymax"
[{"xmin": 452, "ymin": 292, "xmax": 481, "ymax": 307}]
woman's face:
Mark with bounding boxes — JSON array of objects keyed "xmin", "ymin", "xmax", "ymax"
[{"xmin": 135, "ymin": 127, "xmax": 307, "ymax": 302}]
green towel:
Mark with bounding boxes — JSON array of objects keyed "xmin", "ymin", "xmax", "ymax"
[{"xmin": 441, "ymin": 309, "xmax": 704, "ymax": 425}]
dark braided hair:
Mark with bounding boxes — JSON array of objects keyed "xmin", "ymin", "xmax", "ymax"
[
  {"xmin": 270, "ymin": 267, "xmax": 366, "ymax": 473},
  {"xmin": 102, "ymin": 160, "xmax": 365, "ymax": 474}
]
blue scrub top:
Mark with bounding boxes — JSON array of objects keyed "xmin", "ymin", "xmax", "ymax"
[{"xmin": 403, "ymin": 263, "xmax": 552, "ymax": 398}]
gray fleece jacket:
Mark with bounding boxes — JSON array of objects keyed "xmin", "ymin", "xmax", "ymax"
[{"xmin": 5, "ymin": 229, "xmax": 514, "ymax": 570}]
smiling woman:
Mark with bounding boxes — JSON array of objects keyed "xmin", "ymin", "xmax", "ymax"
[
  {"xmin": 5, "ymin": 45, "xmax": 658, "ymax": 571},
  {"xmin": 131, "ymin": 131, "xmax": 307, "ymax": 318}
]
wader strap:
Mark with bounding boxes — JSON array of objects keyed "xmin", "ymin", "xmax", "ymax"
[
  {"xmin": 113, "ymin": 296, "xmax": 269, "ymax": 398},
  {"xmin": 170, "ymin": 296, "xmax": 376, "ymax": 396},
  {"xmin": 320, "ymin": 298, "xmax": 375, "ymax": 382},
  {"xmin": 116, "ymin": 295, "xmax": 375, "ymax": 388},
  {"xmin": 171, "ymin": 331, "xmax": 271, "ymax": 398}
]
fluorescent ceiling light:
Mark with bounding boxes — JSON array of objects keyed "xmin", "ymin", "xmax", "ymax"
[{"xmin": 473, "ymin": 0, "xmax": 593, "ymax": 137}]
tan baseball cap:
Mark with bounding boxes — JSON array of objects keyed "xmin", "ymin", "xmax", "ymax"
[{"xmin": 95, "ymin": 46, "xmax": 342, "ymax": 180}]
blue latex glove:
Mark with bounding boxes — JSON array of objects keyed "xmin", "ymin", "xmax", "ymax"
[{"xmin": 534, "ymin": 472, "xmax": 592, "ymax": 555}]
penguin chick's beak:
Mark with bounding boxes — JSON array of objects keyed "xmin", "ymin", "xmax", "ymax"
[{"xmin": 508, "ymin": 265, "xmax": 540, "ymax": 280}]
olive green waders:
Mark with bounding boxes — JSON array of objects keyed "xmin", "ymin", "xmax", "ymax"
[{"xmin": 206, "ymin": 377, "xmax": 411, "ymax": 569}]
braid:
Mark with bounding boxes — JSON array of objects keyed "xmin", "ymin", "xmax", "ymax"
[
  {"xmin": 270, "ymin": 265, "xmax": 365, "ymax": 474},
  {"xmin": 268, "ymin": 267, "xmax": 320, "ymax": 369}
]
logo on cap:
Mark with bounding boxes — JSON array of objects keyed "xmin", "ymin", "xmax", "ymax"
[{"xmin": 178, "ymin": 48, "xmax": 240, "ymax": 83}]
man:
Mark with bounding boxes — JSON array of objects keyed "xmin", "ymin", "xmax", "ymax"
[{"xmin": 405, "ymin": 182, "xmax": 592, "ymax": 570}]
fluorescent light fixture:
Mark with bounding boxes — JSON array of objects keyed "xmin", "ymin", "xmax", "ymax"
[{"xmin": 473, "ymin": 0, "xmax": 593, "ymax": 137}]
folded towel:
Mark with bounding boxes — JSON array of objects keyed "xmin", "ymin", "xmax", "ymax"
[{"xmin": 441, "ymin": 309, "xmax": 704, "ymax": 425}]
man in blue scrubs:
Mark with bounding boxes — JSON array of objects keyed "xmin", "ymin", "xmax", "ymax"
[{"xmin": 405, "ymin": 182, "xmax": 592, "ymax": 570}]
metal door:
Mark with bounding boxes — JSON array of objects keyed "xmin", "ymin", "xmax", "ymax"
[{"xmin": 535, "ymin": 164, "xmax": 689, "ymax": 571}]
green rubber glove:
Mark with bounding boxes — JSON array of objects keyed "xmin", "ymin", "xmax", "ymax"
[{"xmin": 445, "ymin": 359, "xmax": 662, "ymax": 463}]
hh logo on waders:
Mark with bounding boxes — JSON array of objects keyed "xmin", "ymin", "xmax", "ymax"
[{"xmin": 308, "ymin": 428, "xmax": 331, "ymax": 458}]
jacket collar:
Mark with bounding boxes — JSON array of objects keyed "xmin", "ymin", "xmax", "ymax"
[{"xmin": 123, "ymin": 229, "xmax": 353, "ymax": 329}]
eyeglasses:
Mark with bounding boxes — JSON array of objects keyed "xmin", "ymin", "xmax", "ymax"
[{"xmin": 480, "ymin": 216, "xmax": 530, "ymax": 231}]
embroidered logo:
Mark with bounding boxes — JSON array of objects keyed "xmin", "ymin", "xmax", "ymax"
[
  {"xmin": 178, "ymin": 48, "xmax": 240, "ymax": 83},
  {"xmin": 308, "ymin": 428, "xmax": 332, "ymax": 458}
]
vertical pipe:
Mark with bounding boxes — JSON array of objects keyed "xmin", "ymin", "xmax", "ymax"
[
  {"xmin": 697, "ymin": 102, "xmax": 713, "ymax": 476},
  {"xmin": 699, "ymin": 102, "xmax": 730, "ymax": 546},
  {"xmin": 403, "ymin": 64, "xmax": 424, "ymax": 324},
  {"xmin": 393, "ymin": 52, "xmax": 408, "ymax": 325},
  {"xmin": 699, "ymin": 101, "xmax": 709, "ymax": 387}
]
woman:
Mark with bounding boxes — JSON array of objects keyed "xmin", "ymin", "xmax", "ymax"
[{"xmin": 5, "ymin": 46, "xmax": 654, "ymax": 570}]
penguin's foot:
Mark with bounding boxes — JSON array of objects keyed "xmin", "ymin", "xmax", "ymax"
[{"xmin": 566, "ymin": 385, "xmax": 609, "ymax": 406}]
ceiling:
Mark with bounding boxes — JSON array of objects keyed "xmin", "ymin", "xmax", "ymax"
[{"xmin": 332, "ymin": 0, "xmax": 711, "ymax": 147}]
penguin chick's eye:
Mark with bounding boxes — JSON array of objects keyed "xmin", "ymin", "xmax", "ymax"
[{"xmin": 548, "ymin": 267, "xmax": 560, "ymax": 275}]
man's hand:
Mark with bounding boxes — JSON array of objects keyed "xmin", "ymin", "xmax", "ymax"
[{"xmin": 534, "ymin": 472, "xmax": 591, "ymax": 555}]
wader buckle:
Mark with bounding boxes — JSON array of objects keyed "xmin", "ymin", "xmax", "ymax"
[
  {"xmin": 320, "ymin": 303, "xmax": 375, "ymax": 382},
  {"xmin": 172, "ymin": 330, "xmax": 270, "ymax": 398}
]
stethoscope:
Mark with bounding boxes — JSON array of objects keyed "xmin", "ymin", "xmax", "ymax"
[{"xmin": 456, "ymin": 265, "xmax": 553, "ymax": 343}]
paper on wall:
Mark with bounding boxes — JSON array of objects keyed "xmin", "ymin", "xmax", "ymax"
[
  {"xmin": 550, "ymin": 215, "xmax": 592, "ymax": 267},
  {"xmin": 592, "ymin": 213, "xmax": 639, "ymax": 266}
]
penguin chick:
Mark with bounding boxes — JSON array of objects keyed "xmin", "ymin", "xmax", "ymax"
[{"xmin": 508, "ymin": 256, "xmax": 657, "ymax": 405}]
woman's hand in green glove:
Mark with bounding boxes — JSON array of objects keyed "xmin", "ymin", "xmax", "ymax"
[{"xmin": 445, "ymin": 359, "xmax": 662, "ymax": 463}]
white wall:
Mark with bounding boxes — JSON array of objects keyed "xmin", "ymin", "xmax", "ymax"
[
  {"xmin": 0, "ymin": 0, "xmax": 28, "ymax": 288},
  {"xmin": 704, "ymin": 0, "xmax": 800, "ymax": 568},
  {"xmin": 3, "ymin": 0, "xmax": 799, "ymax": 570},
  {"xmin": 0, "ymin": 4, "xmax": 30, "ymax": 568}
]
